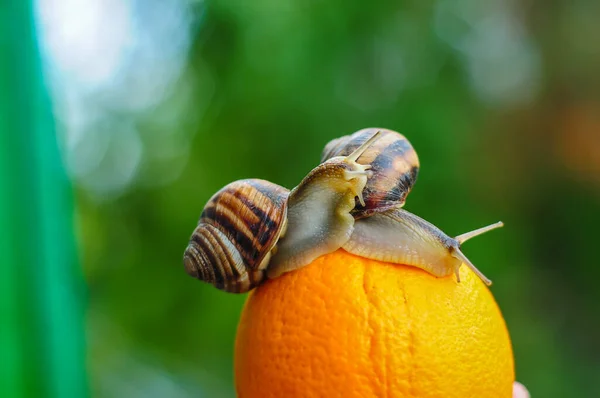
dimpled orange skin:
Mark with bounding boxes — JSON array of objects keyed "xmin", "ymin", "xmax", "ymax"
[{"xmin": 234, "ymin": 250, "xmax": 514, "ymax": 398}]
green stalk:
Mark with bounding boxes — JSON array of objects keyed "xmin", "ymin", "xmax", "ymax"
[{"xmin": 0, "ymin": 1, "xmax": 88, "ymax": 397}]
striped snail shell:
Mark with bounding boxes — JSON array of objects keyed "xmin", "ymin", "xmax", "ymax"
[
  {"xmin": 184, "ymin": 179, "xmax": 289, "ymax": 293},
  {"xmin": 321, "ymin": 128, "xmax": 419, "ymax": 218}
]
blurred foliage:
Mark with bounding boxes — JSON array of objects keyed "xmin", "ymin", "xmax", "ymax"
[{"xmin": 25, "ymin": 0, "xmax": 600, "ymax": 396}]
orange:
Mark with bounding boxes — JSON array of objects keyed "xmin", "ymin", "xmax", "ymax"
[{"xmin": 235, "ymin": 250, "xmax": 514, "ymax": 398}]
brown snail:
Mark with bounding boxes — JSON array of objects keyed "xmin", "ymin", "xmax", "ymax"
[
  {"xmin": 322, "ymin": 128, "xmax": 502, "ymax": 286},
  {"xmin": 183, "ymin": 132, "xmax": 381, "ymax": 293}
]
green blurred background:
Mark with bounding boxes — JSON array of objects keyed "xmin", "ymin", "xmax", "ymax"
[{"xmin": 2, "ymin": 0, "xmax": 600, "ymax": 397}]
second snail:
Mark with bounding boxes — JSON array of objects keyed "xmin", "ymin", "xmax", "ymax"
[{"xmin": 183, "ymin": 128, "xmax": 503, "ymax": 293}]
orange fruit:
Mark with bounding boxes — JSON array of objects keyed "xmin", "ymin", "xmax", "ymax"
[{"xmin": 235, "ymin": 250, "xmax": 514, "ymax": 398}]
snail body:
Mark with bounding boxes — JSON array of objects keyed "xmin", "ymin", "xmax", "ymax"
[
  {"xmin": 184, "ymin": 132, "xmax": 381, "ymax": 293},
  {"xmin": 266, "ymin": 143, "xmax": 373, "ymax": 279},
  {"xmin": 343, "ymin": 208, "xmax": 502, "ymax": 286}
]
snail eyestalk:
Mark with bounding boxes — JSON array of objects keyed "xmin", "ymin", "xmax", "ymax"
[
  {"xmin": 450, "ymin": 221, "xmax": 503, "ymax": 286},
  {"xmin": 455, "ymin": 221, "xmax": 504, "ymax": 245},
  {"xmin": 346, "ymin": 130, "xmax": 382, "ymax": 162},
  {"xmin": 341, "ymin": 131, "xmax": 380, "ymax": 207},
  {"xmin": 450, "ymin": 247, "xmax": 492, "ymax": 286}
]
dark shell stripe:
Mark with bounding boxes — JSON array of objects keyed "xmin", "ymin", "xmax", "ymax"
[
  {"xmin": 200, "ymin": 188, "xmax": 264, "ymax": 265},
  {"xmin": 205, "ymin": 224, "xmax": 240, "ymax": 281},
  {"xmin": 238, "ymin": 181, "xmax": 287, "ymax": 226},
  {"xmin": 206, "ymin": 224, "xmax": 250, "ymax": 292},
  {"xmin": 364, "ymin": 138, "xmax": 418, "ymax": 209},
  {"xmin": 233, "ymin": 180, "xmax": 288, "ymax": 265},
  {"xmin": 190, "ymin": 227, "xmax": 220, "ymax": 285},
  {"xmin": 380, "ymin": 165, "xmax": 418, "ymax": 204},
  {"xmin": 190, "ymin": 232, "xmax": 213, "ymax": 282},
  {"xmin": 247, "ymin": 179, "xmax": 289, "ymax": 207},
  {"xmin": 208, "ymin": 194, "xmax": 257, "ymax": 247},
  {"xmin": 320, "ymin": 129, "xmax": 398, "ymax": 163},
  {"xmin": 184, "ymin": 179, "xmax": 288, "ymax": 292},
  {"xmin": 230, "ymin": 188, "xmax": 281, "ymax": 247},
  {"xmin": 187, "ymin": 222, "xmax": 263, "ymax": 293},
  {"xmin": 234, "ymin": 180, "xmax": 287, "ymax": 280},
  {"xmin": 202, "ymin": 200, "xmax": 257, "ymax": 266},
  {"xmin": 321, "ymin": 129, "xmax": 419, "ymax": 215},
  {"xmin": 197, "ymin": 226, "xmax": 227, "ymax": 289}
]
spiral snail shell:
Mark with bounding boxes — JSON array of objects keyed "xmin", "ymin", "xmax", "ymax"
[
  {"xmin": 184, "ymin": 179, "xmax": 289, "ymax": 293},
  {"xmin": 321, "ymin": 128, "xmax": 419, "ymax": 218},
  {"xmin": 184, "ymin": 132, "xmax": 381, "ymax": 293}
]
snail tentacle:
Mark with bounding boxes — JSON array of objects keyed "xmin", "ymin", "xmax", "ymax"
[{"xmin": 343, "ymin": 208, "xmax": 500, "ymax": 286}]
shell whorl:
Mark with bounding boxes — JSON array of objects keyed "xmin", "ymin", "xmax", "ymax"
[
  {"xmin": 321, "ymin": 128, "xmax": 419, "ymax": 218},
  {"xmin": 184, "ymin": 179, "xmax": 289, "ymax": 293}
]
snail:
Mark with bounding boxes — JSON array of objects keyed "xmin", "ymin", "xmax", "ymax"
[
  {"xmin": 322, "ymin": 128, "xmax": 502, "ymax": 286},
  {"xmin": 183, "ymin": 132, "xmax": 382, "ymax": 293},
  {"xmin": 321, "ymin": 128, "xmax": 419, "ymax": 218}
]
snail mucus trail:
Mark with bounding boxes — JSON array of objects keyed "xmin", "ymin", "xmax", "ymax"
[{"xmin": 183, "ymin": 132, "xmax": 382, "ymax": 293}]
